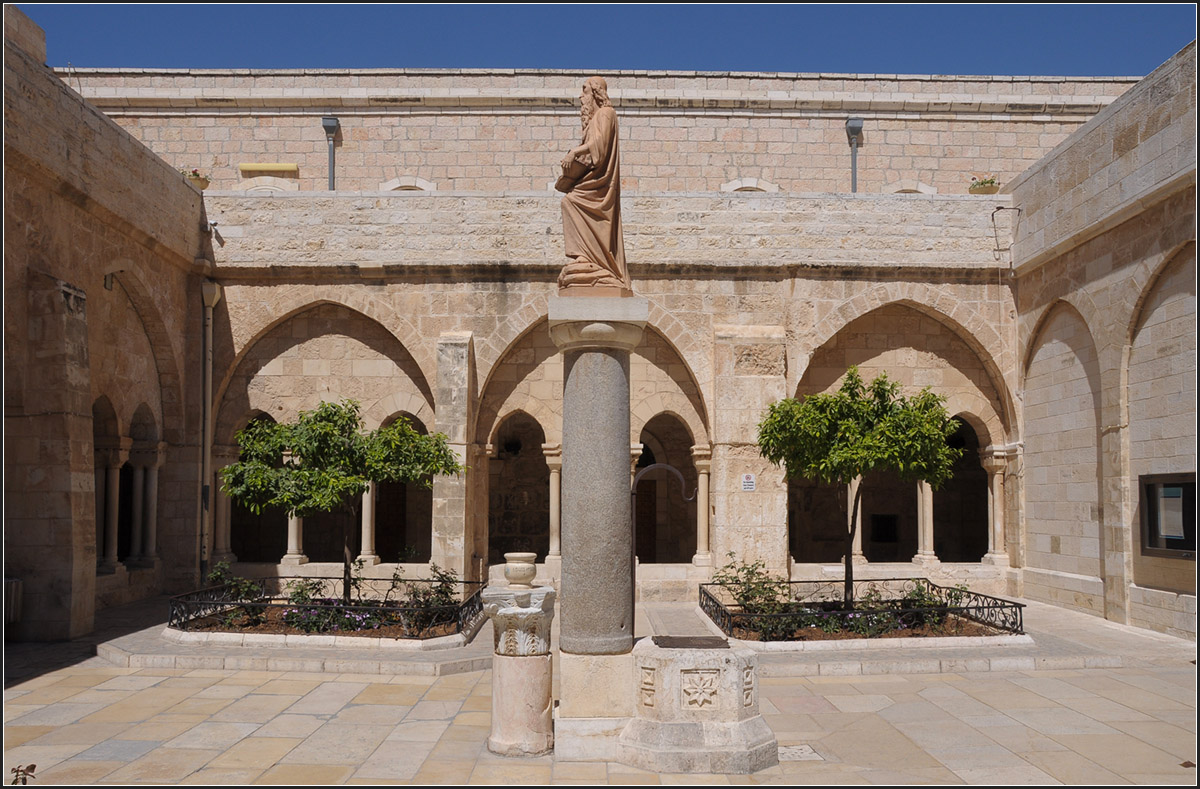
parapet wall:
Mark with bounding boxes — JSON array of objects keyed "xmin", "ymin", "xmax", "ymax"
[{"xmin": 65, "ymin": 68, "xmax": 1135, "ymax": 196}]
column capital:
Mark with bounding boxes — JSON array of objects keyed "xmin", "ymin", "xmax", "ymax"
[
  {"xmin": 482, "ymin": 586, "xmax": 557, "ymax": 656},
  {"xmin": 542, "ymin": 442, "xmax": 562, "ymax": 471},
  {"xmin": 213, "ymin": 443, "xmax": 240, "ymax": 467},
  {"xmin": 95, "ymin": 437, "xmax": 132, "ymax": 467},
  {"xmin": 691, "ymin": 444, "xmax": 712, "ymax": 471},
  {"xmin": 547, "ymin": 295, "xmax": 648, "ymax": 353},
  {"xmin": 980, "ymin": 455, "xmax": 1007, "ymax": 474},
  {"xmin": 130, "ymin": 441, "xmax": 167, "ymax": 469}
]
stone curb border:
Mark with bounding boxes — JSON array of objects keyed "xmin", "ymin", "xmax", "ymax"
[{"xmin": 95, "ymin": 640, "xmax": 492, "ymax": 677}]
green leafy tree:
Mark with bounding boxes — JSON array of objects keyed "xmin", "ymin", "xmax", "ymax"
[
  {"xmin": 757, "ymin": 367, "xmax": 962, "ymax": 609},
  {"xmin": 220, "ymin": 400, "xmax": 463, "ymax": 603}
]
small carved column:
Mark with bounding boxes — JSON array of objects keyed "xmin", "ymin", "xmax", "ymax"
[
  {"xmin": 630, "ymin": 443, "xmax": 643, "ymax": 484},
  {"xmin": 692, "ymin": 446, "xmax": 712, "ymax": 567},
  {"xmin": 848, "ymin": 475, "xmax": 866, "ymax": 563},
  {"xmin": 482, "ymin": 563, "xmax": 556, "ymax": 757},
  {"xmin": 283, "ymin": 515, "xmax": 307, "ymax": 565},
  {"xmin": 543, "ymin": 444, "xmax": 562, "ymax": 581},
  {"xmin": 142, "ymin": 443, "xmax": 166, "ymax": 562},
  {"xmin": 129, "ymin": 463, "xmax": 145, "ymax": 561},
  {"xmin": 97, "ymin": 441, "xmax": 131, "ymax": 574},
  {"xmin": 981, "ymin": 455, "xmax": 1010, "ymax": 565},
  {"xmin": 358, "ymin": 481, "xmax": 380, "ymax": 565},
  {"xmin": 211, "ymin": 445, "xmax": 238, "ymax": 564},
  {"xmin": 914, "ymin": 480, "xmax": 938, "ymax": 564}
]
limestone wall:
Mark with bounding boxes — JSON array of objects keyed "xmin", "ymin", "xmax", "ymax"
[
  {"xmin": 1012, "ymin": 42, "xmax": 1196, "ymax": 638},
  {"xmin": 1010, "ymin": 42, "xmax": 1196, "ymax": 273},
  {"xmin": 4, "ymin": 7, "xmax": 206, "ymax": 638},
  {"xmin": 66, "ymin": 68, "xmax": 1134, "ymax": 195}
]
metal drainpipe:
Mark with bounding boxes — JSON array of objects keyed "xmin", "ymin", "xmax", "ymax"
[
  {"xmin": 200, "ymin": 281, "xmax": 223, "ymax": 581},
  {"xmin": 846, "ymin": 117, "xmax": 864, "ymax": 193},
  {"xmin": 322, "ymin": 116, "xmax": 339, "ymax": 190}
]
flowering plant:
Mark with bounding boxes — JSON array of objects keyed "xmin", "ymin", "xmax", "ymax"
[
  {"xmin": 970, "ymin": 174, "xmax": 998, "ymax": 188},
  {"xmin": 180, "ymin": 168, "xmax": 209, "ymax": 180}
]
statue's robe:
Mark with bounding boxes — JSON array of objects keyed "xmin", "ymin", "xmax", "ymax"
[{"xmin": 561, "ymin": 105, "xmax": 629, "ymax": 289}]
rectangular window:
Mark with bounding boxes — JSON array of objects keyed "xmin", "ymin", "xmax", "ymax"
[{"xmin": 1140, "ymin": 474, "xmax": 1196, "ymax": 558}]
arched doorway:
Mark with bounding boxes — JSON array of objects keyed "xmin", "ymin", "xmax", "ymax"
[
  {"xmin": 634, "ymin": 413, "xmax": 697, "ymax": 563},
  {"xmin": 788, "ymin": 478, "xmax": 844, "ymax": 563},
  {"xmin": 487, "ymin": 412, "xmax": 551, "ymax": 565},
  {"xmin": 229, "ymin": 414, "xmax": 288, "ymax": 563},
  {"xmin": 934, "ymin": 418, "xmax": 989, "ymax": 562},
  {"xmin": 374, "ymin": 413, "xmax": 434, "ymax": 562}
]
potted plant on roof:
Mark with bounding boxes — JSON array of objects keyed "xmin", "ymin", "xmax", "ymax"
[
  {"xmin": 968, "ymin": 174, "xmax": 999, "ymax": 194},
  {"xmin": 181, "ymin": 168, "xmax": 210, "ymax": 190}
]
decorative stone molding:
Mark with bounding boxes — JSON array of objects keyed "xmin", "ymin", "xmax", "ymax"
[
  {"xmin": 235, "ymin": 175, "xmax": 299, "ymax": 194},
  {"xmin": 379, "ymin": 175, "xmax": 437, "ymax": 192},
  {"xmin": 887, "ymin": 178, "xmax": 937, "ymax": 195},
  {"xmin": 618, "ymin": 637, "xmax": 779, "ymax": 774},
  {"xmin": 720, "ymin": 177, "xmax": 780, "ymax": 193},
  {"xmin": 547, "ymin": 295, "xmax": 648, "ymax": 353},
  {"xmin": 482, "ymin": 586, "xmax": 556, "ymax": 657}
]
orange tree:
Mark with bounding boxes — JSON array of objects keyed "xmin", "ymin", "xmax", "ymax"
[
  {"xmin": 757, "ymin": 367, "xmax": 962, "ymax": 609},
  {"xmin": 220, "ymin": 400, "xmax": 462, "ymax": 603}
]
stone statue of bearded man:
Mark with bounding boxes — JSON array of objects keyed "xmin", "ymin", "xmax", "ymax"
[{"xmin": 556, "ymin": 76, "xmax": 631, "ymax": 296}]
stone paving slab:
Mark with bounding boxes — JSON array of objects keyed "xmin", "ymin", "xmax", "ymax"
[{"xmin": 4, "ymin": 594, "xmax": 1196, "ymax": 785}]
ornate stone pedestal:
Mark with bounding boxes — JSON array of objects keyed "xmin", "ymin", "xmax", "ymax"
[
  {"xmin": 618, "ymin": 637, "xmax": 779, "ymax": 774},
  {"xmin": 482, "ymin": 584, "xmax": 556, "ymax": 757}
]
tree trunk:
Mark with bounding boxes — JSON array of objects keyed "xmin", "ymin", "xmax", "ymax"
[
  {"xmin": 843, "ymin": 481, "xmax": 862, "ymax": 610},
  {"xmin": 342, "ymin": 504, "xmax": 357, "ymax": 605}
]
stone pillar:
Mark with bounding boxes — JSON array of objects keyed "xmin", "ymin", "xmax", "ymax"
[
  {"xmin": 282, "ymin": 514, "xmax": 308, "ymax": 565},
  {"xmin": 543, "ymin": 444, "xmax": 562, "ymax": 581},
  {"xmin": 549, "ymin": 295, "xmax": 647, "ymax": 656},
  {"xmin": 981, "ymin": 455, "xmax": 1010, "ymax": 566},
  {"xmin": 129, "ymin": 463, "xmax": 145, "ymax": 560},
  {"xmin": 97, "ymin": 442, "xmax": 130, "ymax": 574},
  {"xmin": 848, "ymin": 475, "xmax": 866, "ymax": 563},
  {"xmin": 7, "ymin": 274, "xmax": 95, "ymax": 640},
  {"xmin": 629, "ymin": 444, "xmax": 643, "ymax": 483},
  {"xmin": 692, "ymin": 446, "xmax": 712, "ymax": 567},
  {"xmin": 211, "ymin": 445, "xmax": 238, "ymax": 564},
  {"xmin": 431, "ymin": 332, "xmax": 476, "ymax": 580},
  {"xmin": 144, "ymin": 456, "xmax": 161, "ymax": 561},
  {"xmin": 358, "ymin": 481, "xmax": 379, "ymax": 565},
  {"xmin": 914, "ymin": 480, "xmax": 938, "ymax": 565},
  {"xmin": 482, "ymin": 567, "xmax": 556, "ymax": 757}
]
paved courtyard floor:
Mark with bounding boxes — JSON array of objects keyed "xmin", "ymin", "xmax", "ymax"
[{"xmin": 4, "ymin": 597, "xmax": 1196, "ymax": 784}]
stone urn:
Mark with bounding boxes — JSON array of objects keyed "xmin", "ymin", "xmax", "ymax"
[
  {"xmin": 969, "ymin": 184, "xmax": 999, "ymax": 194},
  {"xmin": 186, "ymin": 175, "xmax": 210, "ymax": 190},
  {"xmin": 503, "ymin": 552, "xmax": 537, "ymax": 588}
]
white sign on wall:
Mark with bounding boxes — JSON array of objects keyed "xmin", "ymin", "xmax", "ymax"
[{"xmin": 741, "ymin": 473, "xmax": 756, "ymax": 492}]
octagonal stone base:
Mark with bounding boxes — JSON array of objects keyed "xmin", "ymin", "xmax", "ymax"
[{"xmin": 616, "ymin": 638, "xmax": 779, "ymax": 774}]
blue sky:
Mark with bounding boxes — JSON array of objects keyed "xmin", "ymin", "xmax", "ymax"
[{"xmin": 17, "ymin": 4, "xmax": 1197, "ymax": 76}]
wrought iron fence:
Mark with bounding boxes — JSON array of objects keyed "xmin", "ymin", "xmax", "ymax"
[
  {"xmin": 168, "ymin": 576, "xmax": 485, "ymax": 639},
  {"xmin": 700, "ymin": 578, "xmax": 1024, "ymax": 641}
]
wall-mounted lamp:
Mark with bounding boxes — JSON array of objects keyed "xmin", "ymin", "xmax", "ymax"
[
  {"xmin": 322, "ymin": 116, "xmax": 340, "ymax": 190},
  {"xmin": 845, "ymin": 117, "xmax": 864, "ymax": 193}
]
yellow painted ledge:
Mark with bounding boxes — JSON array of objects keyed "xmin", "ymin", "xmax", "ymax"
[{"xmin": 238, "ymin": 163, "xmax": 299, "ymax": 173}]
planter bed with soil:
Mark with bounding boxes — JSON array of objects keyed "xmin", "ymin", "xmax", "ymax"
[
  {"xmin": 701, "ymin": 577, "xmax": 1025, "ymax": 643},
  {"xmin": 168, "ymin": 571, "xmax": 485, "ymax": 645}
]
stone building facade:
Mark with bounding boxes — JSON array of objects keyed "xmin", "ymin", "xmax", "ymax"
[{"xmin": 5, "ymin": 7, "xmax": 1195, "ymax": 642}]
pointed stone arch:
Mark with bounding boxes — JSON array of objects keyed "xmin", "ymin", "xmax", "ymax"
[
  {"xmin": 1022, "ymin": 299, "xmax": 1106, "ymax": 614},
  {"xmin": 805, "ymin": 287, "xmax": 1014, "ymax": 436},
  {"xmin": 216, "ymin": 288, "xmax": 433, "ymax": 410},
  {"xmin": 214, "ymin": 301, "xmax": 432, "ymax": 445},
  {"xmin": 94, "ymin": 264, "xmax": 183, "ymax": 444}
]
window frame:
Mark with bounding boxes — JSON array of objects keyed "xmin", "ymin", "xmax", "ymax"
[{"xmin": 1139, "ymin": 473, "xmax": 1196, "ymax": 560}]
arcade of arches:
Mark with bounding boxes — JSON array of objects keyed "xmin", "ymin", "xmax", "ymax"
[{"xmin": 4, "ymin": 8, "xmax": 1193, "ymax": 642}]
